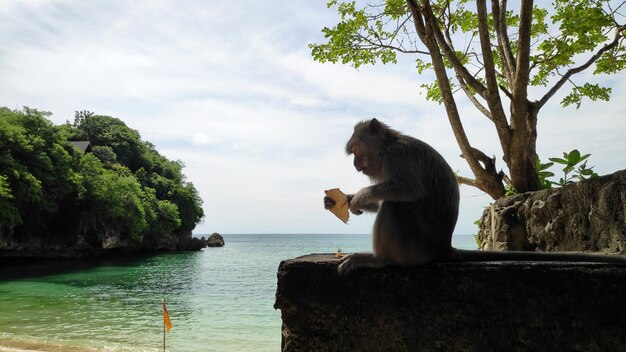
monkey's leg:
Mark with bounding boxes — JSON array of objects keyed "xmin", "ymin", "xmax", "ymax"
[{"xmin": 337, "ymin": 253, "xmax": 390, "ymax": 275}]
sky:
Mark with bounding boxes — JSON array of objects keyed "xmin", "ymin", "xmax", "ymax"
[{"xmin": 1, "ymin": 1, "xmax": 624, "ymax": 237}]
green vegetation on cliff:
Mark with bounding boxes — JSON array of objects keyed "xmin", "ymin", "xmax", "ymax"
[{"xmin": 0, "ymin": 107, "xmax": 204, "ymax": 251}]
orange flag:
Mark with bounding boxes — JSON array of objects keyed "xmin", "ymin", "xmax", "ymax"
[{"xmin": 163, "ymin": 299, "xmax": 173, "ymax": 332}]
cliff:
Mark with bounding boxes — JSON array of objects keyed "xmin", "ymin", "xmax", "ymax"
[
  {"xmin": 275, "ymin": 254, "xmax": 626, "ymax": 352},
  {"xmin": 0, "ymin": 224, "xmax": 205, "ymax": 262}
]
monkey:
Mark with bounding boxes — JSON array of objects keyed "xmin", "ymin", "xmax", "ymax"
[{"xmin": 324, "ymin": 118, "xmax": 626, "ymax": 274}]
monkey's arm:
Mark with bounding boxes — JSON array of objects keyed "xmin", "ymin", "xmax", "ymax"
[
  {"xmin": 350, "ymin": 181, "xmax": 417, "ymax": 214},
  {"xmin": 325, "ymin": 194, "xmax": 379, "ymax": 214}
]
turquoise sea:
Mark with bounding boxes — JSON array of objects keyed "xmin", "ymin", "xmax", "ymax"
[{"xmin": 0, "ymin": 234, "xmax": 477, "ymax": 351}]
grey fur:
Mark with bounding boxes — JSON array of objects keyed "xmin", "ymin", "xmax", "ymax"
[{"xmin": 327, "ymin": 119, "xmax": 626, "ymax": 274}]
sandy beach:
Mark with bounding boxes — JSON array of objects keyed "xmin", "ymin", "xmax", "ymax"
[{"xmin": 0, "ymin": 339, "xmax": 99, "ymax": 352}]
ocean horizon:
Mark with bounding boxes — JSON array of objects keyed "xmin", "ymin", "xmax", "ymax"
[{"xmin": 0, "ymin": 233, "xmax": 477, "ymax": 351}]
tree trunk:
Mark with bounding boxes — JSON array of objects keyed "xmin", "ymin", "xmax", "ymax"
[
  {"xmin": 506, "ymin": 0, "xmax": 540, "ymax": 194},
  {"xmin": 509, "ymin": 101, "xmax": 540, "ymax": 193}
]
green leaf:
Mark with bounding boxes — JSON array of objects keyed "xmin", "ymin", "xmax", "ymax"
[
  {"xmin": 567, "ymin": 149, "xmax": 581, "ymax": 165},
  {"xmin": 538, "ymin": 162, "xmax": 554, "ymax": 171},
  {"xmin": 0, "ymin": 175, "xmax": 13, "ymax": 200},
  {"xmin": 310, "ymin": 0, "xmax": 622, "ymax": 198},
  {"xmin": 579, "ymin": 153, "xmax": 590, "ymax": 163},
  {"xmin": 541, "ymin": 179, "xmax": 553, "ymax": 189},
  {"xmin": 549, "ymin": 157, "xmax": 568, "ymax": 165},
  {"xmin": 562, "ymin": 83, "xmax": 612, "ymax": 109},
  {"xmin": 580, "ymin": 169, "xmax": 594, "ymax": 176},
  {"xmin": 420, "ymin": 82, "xmax": 444, "ymax": 104}
]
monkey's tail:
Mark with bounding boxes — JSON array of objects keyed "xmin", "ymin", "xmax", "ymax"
[{"xmin": 449, "ymin": 248, "xmax": 626, "ymax": 263}]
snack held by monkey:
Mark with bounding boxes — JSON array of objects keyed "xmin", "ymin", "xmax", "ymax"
[{"xmin": 324, "ymin": 188, "xmax": 350, "ymax": 223}]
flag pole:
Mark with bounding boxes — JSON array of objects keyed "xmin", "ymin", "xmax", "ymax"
[
  {"xmin": 163, "ymin": 298, "xmax": 166, "ymax": 352},
  {"xmin": 163, "ymin": 297, "xmax": 173, "ymax": 351}
]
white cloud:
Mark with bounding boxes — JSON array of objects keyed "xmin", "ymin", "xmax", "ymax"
[
  {"xmin": 191, "ymin": 133, "xmax": 214, "ymax": 146},
  {"xmin": 0, "ymin": 0, "xmax": 624, "ymax": 238}
]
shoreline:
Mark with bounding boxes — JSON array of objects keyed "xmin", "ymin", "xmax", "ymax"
[
  {"xmin": 0, "ymin": 247, "xmax": 205, "ymax": 267},
  {"xmin": 0, "ymin": 338, "xmax": 100, "ymax": 352}
]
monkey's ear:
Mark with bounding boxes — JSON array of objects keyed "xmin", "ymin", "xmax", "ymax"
[{"xmin": 368, "ymin": 118, "xmax": 385, "ymax": 136}]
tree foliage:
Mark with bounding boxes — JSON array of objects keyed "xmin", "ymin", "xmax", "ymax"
[
  {"xmin": 0, "ymin": 107, "xmax": 204, "ymax": 248},
  {"xmin": 311, "ymin": 0, "xmax": 625, "ymax": 199}
]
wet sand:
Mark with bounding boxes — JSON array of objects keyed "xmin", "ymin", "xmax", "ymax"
[{"xmin": 0, "ymin": 339, "xmax": 99, "ymax": 352}]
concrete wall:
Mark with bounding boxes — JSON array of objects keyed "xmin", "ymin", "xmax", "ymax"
[{"xmin": 275, "ymin": 254, "xmax": 626, "ymax": 352}]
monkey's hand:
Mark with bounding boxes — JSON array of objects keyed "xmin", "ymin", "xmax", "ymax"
[
  {"xmin": 324, "ymin": 194, "xmax": 356, "ymax": 210},
  {"xmin": 323, "ymin": 196, "xmax": 335, "ymax": 210},
  {"xmin": 349, "ymin": 191, "xmax": 367, "ymax": 215}
]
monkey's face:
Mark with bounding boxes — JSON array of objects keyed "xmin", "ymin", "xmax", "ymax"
[
  {"xmin": 348, "ymin": 139, "xmax": 381, "ymax": 178},
  {"xmin": 346, "ymin": 119, "xmax": 385, "ymax": 179},
  {"xmin": 350, "ymin": 143, "xmax": 370, "ymax": 174}
]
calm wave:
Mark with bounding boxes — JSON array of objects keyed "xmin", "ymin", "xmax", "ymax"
[{"xmin": 0, "ymin": 234, "xmax": 477, "ymax": 351}]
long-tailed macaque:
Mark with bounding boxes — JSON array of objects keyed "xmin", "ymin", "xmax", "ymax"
[{"xmin": 325, "ymin": 118, "xmax": 626, "ymax": 274}]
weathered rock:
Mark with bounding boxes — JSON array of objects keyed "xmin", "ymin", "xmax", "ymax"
[
  {"xmin": 0, "ymin": 222, "xmax": 205, "ymax": 261},
  {"xmin": 177, "ymin": 236, "xmax": 206, "ymax": 251},
  {"xmin": 102, "ymin": 234, "xmax": 128, "ymax": 249},
  {"xmin": 274, "ymin": 254, "xmax": 626, "ymax": 352},
  {"xmin": 477, "ymin": 169, "xmax": 626, "ymax": 253},
  {"xmin": 0, "ymin": 226, "xmax": 15, "ymax": 250},
  {"xmin": 206, "ymin": 233, "xmax": 225, "ymax": 247}
]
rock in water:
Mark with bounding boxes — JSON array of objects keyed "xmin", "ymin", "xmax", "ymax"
[{"xmin": 206, "ymin": 233, "xmax": 225, "ymax": 247}]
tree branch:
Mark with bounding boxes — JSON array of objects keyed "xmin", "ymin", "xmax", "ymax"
[
  {"xmin": 429, "ymin": 6, "xmax": 489, "ymax": 99},
  {"xmin": 456, "ymin": 175, "xmax": 479, "ymax": 188},
  {"xmin": 407, "ymin": 0, "xmax": 505, "ymax": 199},
  {"xmin": 357, "ymin": 15, "xmax": 432, "ymax": 56},
  {"xmin": 499, "ymin": 84, "xmax": 513, "ymax": 100},
  {"xmin": 357, "ymin": 31, "xmax": 430, "ymax": 55},
  {"xmin": 511, "ymin": 0, "xmax": 533, "ymax": 109},
  {"xmin": 458, "ymin": 76, "xmax": 493, "ymax": 121},
  {"xmin": 476, "ymin": 0, "xmax": 512, "ymax": 160},
  {"xmin": 537, "ymin": 25, "xmax": 625, "ymax": 109},
  {"xmin": 407, "ymin": 0, "xmax": 428, "ymax": 43},
  {"xmin": 492, "ymin": 0, "xmax": 516, "ymax": 86},
  {"xmin": 461, "ymin": 147, "xmax": 498, "ymax": 176}
]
